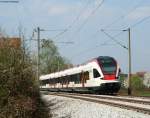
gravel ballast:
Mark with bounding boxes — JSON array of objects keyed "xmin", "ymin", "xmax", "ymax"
[{"xmin": 43, "ymin": 95, "xmax": 150, "ymax": 118}]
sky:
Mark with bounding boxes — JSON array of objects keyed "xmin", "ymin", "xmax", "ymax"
[{"xmin": 0, "ymin": 0, "xmax": 150, "ymax": 73}]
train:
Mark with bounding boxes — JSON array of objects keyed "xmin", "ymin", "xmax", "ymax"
[{"xmin": 40, "ymin": 56, "xmax": 121, "ymax": 94}]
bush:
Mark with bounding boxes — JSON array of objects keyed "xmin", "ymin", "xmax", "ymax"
[
  {"xmin": 119, "ymin": 75, "xmax": 126, "ymax": 88},
  {"xmin": 0, "ymin": 43, "xmax": 51, "ymax": 118},
  {"xmin": 131, "ymin": 75, "xmax": 144, "ymax": 91}
]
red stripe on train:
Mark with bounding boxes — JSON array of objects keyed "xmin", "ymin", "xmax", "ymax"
[{"xmin": 104, "ymin": 75, "xmax": 116, "ymax": 80}]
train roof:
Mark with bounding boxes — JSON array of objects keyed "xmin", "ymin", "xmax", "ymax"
[
  {"xmin": 40, "ymin": 56, "xmax": 116, "ymax": 80},
  {"xmin": 40, "ymin": 63, "xmax": 92, "ymax": 80}
]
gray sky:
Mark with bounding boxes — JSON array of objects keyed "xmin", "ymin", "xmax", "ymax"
[{"xmin": 0, "ymin": 0, "xmax": 150, "ymax": 73}]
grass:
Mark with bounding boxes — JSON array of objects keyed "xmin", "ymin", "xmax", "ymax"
[
  {"xmin": 138, "ymin": 89, "xmax": 150, "ymax": 97},
  {"xmin": 118, "ymin": 88, "xmax": 150, "ymax": 97}
]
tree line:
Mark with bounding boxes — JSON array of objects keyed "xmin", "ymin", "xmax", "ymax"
[{"xmin": 39, "ymin": 39, "xmax": 73, "ymax": 75}]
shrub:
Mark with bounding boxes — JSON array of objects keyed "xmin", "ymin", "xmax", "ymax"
[
  {"xmin": 131, "ymin": 75, "xmax": 144, "ymax": 91},
  {"xmin": 0, "ymin": 42, "xmax": 50, "ymax": 118}
]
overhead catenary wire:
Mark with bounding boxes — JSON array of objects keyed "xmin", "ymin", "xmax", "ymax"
[
  {"xmin": 71, "ymin": 1, "xmax": 141, "ymax": 53},
  {"xmin": 69, "ymin": 1, "xmax": 150, "ymax": 63},
  {"xmin": 103, "ymin": 0, "xmax": 144, "ymax": 29},
  {"xmin": 19, "ymin": 0, "xmax": 104, "ymax": 43},
  {"xmin": 97, "ymin": 14, "xmax": 150, "ymax": 55},
  {"xmin": 69, "ymin": 28, "xmax": 128, "ymax": 61},
  {"xmin": 67, "ymin": 0, "xmax": 91, "ymax": 30},
  {"xmin": 71, "ymin": 0, "xmax": 142, "ymax": 53},
  {"xmin": 64, "ymin": 0, "xmax": 105, "ymax": 54},
  {"xmin": 20, "ymin": 1, "xmax": 67, "ymax": 41},
  {"xmin": 70, "ymin": 41, "xmax": 114, "ymax": 61},
  {"xmin": 84, "ymin": 0, "xmax": 144, "ymax": 44},
  {"xmin": 98, "ymin": 1, "xmax": 150, "ymax": 52},
  {"xmin": 53, "ymin": 0, "xmax": 91, "ymax": 40},
  {"xmin": 69, "ymin": 26, "xmax": 126, "ymax": 60},
  {"xmin": 37, "ymin": 28, "xmax": 67, "ymax": 39},
  {"xmin": 52, "ymin": 29, "xmax": 68, "ymax": 40},
  {"xmin": 12, "ymin": 1, "xmax": 150, "ymax": 64},
  {"xmin": 69, "ymin": 30, "xmax": 127, "ymax": 59},
  {"xmin": 75, "ymin": 0, "xmax": 105, "ymax": 33},
  {"xmin": 101, "ymin": 29, "xmax": 128, "ymax": 50},
  {"xmin": 55, "ymin": 0, "xmax": 105, "ymax": 45},
  {"xmin": 31, "ymin": 28, "xmax": 74, "ymax": 47},
  {"xmin": 100, "ymin": 12, "xmax": 150, "ymax": 51},
  {"xmin": 54, "ymin": 0, "xmax": 105, "ymax": 48},
  {"xmin": 129, "ymin": 15, "xmax": 150, "ymax": 28}
]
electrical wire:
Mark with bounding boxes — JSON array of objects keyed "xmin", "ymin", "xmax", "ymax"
[
  {"xmin": 103, "ymin": 0, "xmax": 143, "ymax": 29},
  {"xmin": 63, "ymin": 0, "xmax": 105, "ymax": 53},
  {"xmin": 69, "ymin": 1, "xmax": 150, "ymax": 62},
  {"xmin": 129, "ymin": 15, "xmax": 150, "ymax": 28},
  {"xmin": 70, "ymin": 0, "xmax": 140, "ymax": 53},
  {"xmin": 54, "ymin": 0, "xmax": 105, "ymax": 41},
  {"xmin": 53, "ymin": 0, "xmax": 91, "ymax": 40},
  {"xmin": 101, "ymin": 29, "xmax": 128, "ymax": 50},
  {"xmin": 75, "ymin": 0, "xmax": 105, "ymax": 33},
  {"xmin": 70, "ymin": 28, "xmax": 128, "ymax": 61},
  {"xmin": 70, "ymin": 41, "xmax": 113, "ymax": 61}
]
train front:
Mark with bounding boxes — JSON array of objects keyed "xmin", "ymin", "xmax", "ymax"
[{"xmin": 97, "ymin": 56, "xmax": 121, "ymax": 94}]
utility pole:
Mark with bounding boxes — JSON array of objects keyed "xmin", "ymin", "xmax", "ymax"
[
  {"xmin": 33, "ymin": 27, "xmax": 42, "ymax": 81},
  {"xmin": 128, "ymin": 28, "xmax": 132, "ymax": 95},
  {"xmin": 33, "ymin": 27, "xmax": 71, "ymax": 80},
  {"xmin": 123, "ymin": 28, "xmax": 132, "ymax": 95},
  {"xmin": 37, "ymin": 27, "xmax": 40, "ymax": 81},
  {"xmin": 0, "ymin": 1, "xmax": 19, "ymax": 3},
  {"xmin": 101, "ymin": 28, "xmax": 132, "ymax": 95}
]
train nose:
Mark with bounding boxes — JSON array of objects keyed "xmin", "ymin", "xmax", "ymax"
[{"xmin": 99, "ymin": 82, "xmax": 121, "ymax": 94}]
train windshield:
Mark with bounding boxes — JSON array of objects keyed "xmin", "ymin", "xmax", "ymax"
[{"xmin": 98, "ymin": 57, "xmax": 116, "ymax": 74}]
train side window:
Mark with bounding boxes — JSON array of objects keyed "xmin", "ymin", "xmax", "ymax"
[
  {"xmin": 74, "ymin": 74, "xmax": 80, "ymax": 84},
  {"xmin": 93, "ymin": 69, "xmax": 100, "ymax": 78},
  {"xmin": 40, "ymin": 80, "xmax": 48, "ymax": 86}
]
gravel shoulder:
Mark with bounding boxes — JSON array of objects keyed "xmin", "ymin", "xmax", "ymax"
[{"xmin": 42, "ymin": 95, "xmax": 150, "ymax": 118}]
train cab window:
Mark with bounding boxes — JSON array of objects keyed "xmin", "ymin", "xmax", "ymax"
[{"xmin": 93, "ymin": 69, "xmax": 100, "ymax": 78}]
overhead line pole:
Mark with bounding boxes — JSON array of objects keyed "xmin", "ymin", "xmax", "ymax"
[
  {"xmin": 101, "ymin": 28, "xmax": 132, "ymax": 95},
  {"xmin": 123, "ymin": 28, "xmax": 132, "ymax": 95},
  {"xmin": 32, "ymin": 27, "xmax": 41, "ymax": 82},
  {"xmin": 32, "ymin": 27, "xmax": 44, "ymax": 82},
  {"xmin": 37, "ymin": 27, "xmax": 40, "ymax": 82},
  {"xmin": 0, "ymin": 1, "xmax": 19, "ymax": 3},
  {"xmin": 127, "ymin": 28, "xmax": 132, "ymax": 95},
  {"xmin": 33, "ymin": 27, "xmax": 73, "ymax": 81}
]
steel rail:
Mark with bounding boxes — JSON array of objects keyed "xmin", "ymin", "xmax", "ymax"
[
  {"xmin": 44, "ymin": 92, "xmax": 150, "ymax": 115},
  {"xmin": 68, "ymin": 93, "xmax": 150, "ymax": 105}
]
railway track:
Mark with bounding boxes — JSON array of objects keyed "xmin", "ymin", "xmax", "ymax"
[{"xmin": 43, "ymin": 92, "xmax": 150, "ymax": 115}]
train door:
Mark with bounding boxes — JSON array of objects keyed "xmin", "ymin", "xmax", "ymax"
[
  {"xmin": 66, "ymin": 76, "xmax": 69, "ymax": 88},
  {"xmin": 81, "ymin": 71, "xmax": 89, "ymax": 87},
  {"xmin": 81, "ymin": 72, "xmax": 85, "ymax": 87}
]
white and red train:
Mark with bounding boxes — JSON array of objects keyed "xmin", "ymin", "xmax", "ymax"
[{"xmin": 40, "ymin": 56, "xmax": 121, "ymax": 94}]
